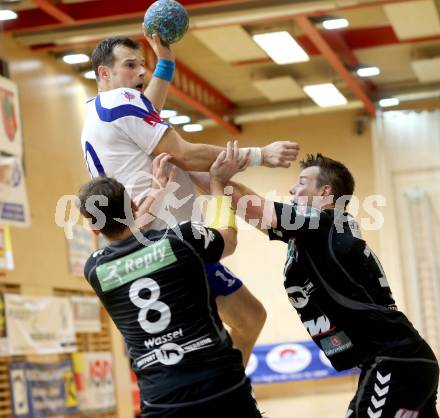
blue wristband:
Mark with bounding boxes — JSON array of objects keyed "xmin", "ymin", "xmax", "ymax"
[{"xmin": 153, "ymin": 59, "xmax": 175, "ymax": 82}]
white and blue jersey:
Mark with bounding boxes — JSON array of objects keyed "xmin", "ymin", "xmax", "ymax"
[
  {"xmin": 80, "ymin": 87, "xmax": 243, "ymax": 298},
  {"xmin": 81, "ymin": 88, "xmax": 170, "ymax": 205}
]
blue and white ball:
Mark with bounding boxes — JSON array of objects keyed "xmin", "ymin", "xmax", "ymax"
[{"xmin": 144, "ymin": 0, "xmax": 189, "ymax": 45}]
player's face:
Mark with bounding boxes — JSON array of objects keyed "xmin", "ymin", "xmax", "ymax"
[
  {"xmin": 289, "ymin": 166, "xmax": 327, "ymax": 207},
  {"xmin": 107, "ymin": 46, "xmax": 146, "ymax": 92}
]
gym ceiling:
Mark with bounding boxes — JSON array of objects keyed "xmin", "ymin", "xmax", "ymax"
[{"xmin": 2, "ymin": 0, "xmax": 440, "ymax": 132}]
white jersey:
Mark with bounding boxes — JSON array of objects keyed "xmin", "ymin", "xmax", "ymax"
[{"xmin": 81, "ymin": 87, "xmax": 197, "ymax": 229}]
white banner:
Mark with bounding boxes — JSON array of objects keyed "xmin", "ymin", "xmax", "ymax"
[
  {"xmin": 70, "ymin": 296, "xmax": 101, "ymax": 333},
  {"xmin": 0, "ymin": 75, "xmax": 23, "ymax": 156},
  {"xmin": 0, "ymin": 156, "xmax": 30, "ymax": 227},
  {"xmin": 5, "ymin": 294, "xmax": 76, "ymax": 355},
  {"xmin": 72, "ymin": 352, "xmax": 116, "ymax": 414}
]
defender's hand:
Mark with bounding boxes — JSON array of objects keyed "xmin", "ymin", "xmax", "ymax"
[{"xmin": 210, "ymin": 141, "xmax": 250, "ymax": 184}]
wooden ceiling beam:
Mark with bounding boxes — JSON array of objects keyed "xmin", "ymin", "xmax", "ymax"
[{"xmin": 294, "ymin": 15, "xmax": 376, "ymax": 116}]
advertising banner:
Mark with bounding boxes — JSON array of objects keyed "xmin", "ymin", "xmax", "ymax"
[
  {"xmin": 9, "ymin": 359, "xmax": 78, "ymax": 418},
  {"xmin": 245, "ymin": 340, "xmax": 359, "ymax": 384},
  {"xmin": 0, "ymin": 75, "xmax": 23, "ymax": 156},
  {"xmin": 5, "ymin": 294, "xmax": 76, "ymax": 355},
  {"xmin": 0, "ymin": 156, "xmax": 30, "ymax": 226},
  {"xmin": 72, "ymin": 352, "xmax": 116, "ymax": 414}
]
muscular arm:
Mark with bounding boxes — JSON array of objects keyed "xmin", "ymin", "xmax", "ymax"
[
  {"xmin": 229, "ymin": 180, "xmax": 277, "ymax": 234},
  {"xmin": 153, "ymin": 128, "xmax": 224, "ymax": 171},
  {"xmin": 154, "ymin": 130, "xmax": 300, "ymax": 173}
]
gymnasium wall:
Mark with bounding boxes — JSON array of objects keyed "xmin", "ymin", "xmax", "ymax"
[{"xmin": 0, "ymin": 33, "xmax": 385, "ymax": 418}]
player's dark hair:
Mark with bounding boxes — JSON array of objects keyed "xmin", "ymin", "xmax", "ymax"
[
  {"xmin": 78, "ymin": 176, "xmax": 133, "ymax": 237},
  {"xmin": 92, "ymin": 37, "xmax": 140, "ymax": 79},
  {"xmin": 300, "ymin": 153, "xmax": 355, "ymax": 208}
]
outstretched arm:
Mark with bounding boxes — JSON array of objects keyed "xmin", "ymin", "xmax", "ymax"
[
  {"xmin": 143, "ymin": 33, "xmax": 175, "ymax": 112},
  {"xmin": 154, "ymin": 128, "xmax": 300, "ymax": 172}
]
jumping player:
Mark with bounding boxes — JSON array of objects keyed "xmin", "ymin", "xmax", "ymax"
[
  {"xmin": 215, "ymin": 153, "xmax": 439, "ymax": 418},
  {"xmin": 80, "ymin": 34, "xmax": 300, "ymax": 363},
  {"xmin": 79, "ymin": 143, "xmax": 262, "ymax": 417}
]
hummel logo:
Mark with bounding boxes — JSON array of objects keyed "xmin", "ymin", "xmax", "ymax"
[
  {"xmin": 368, "ymin": 407, "xmax": 383, "ymax": 418},
  {"xmin": 371, "ymin": 396, "xmax": 386, "ymax": 409},
  {"xmin": 367, "ymin": 407, "xmax": 382, "ymax": 418},
  {"xmin": 368, "ymin": 371, "xmax": 391, "ymax": 418},
  {"xmin": 374, "ymin": 383, "xmax": 389, "ymax": 397},
  {"xmin": 376, "ymin": 371, "xmax": 391, "ymax": 385}
]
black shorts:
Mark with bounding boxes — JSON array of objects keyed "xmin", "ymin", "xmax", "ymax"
[
  {"xmin": 140, "ymin": 376, "xmax": 262, "ymax": 418},
  {"xmin": 347, "ymin": 341, "xmax": 439, "ymax": 418}
]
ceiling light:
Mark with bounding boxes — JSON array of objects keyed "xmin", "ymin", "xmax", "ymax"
[
  {"xmin": 183, "ymin": 124, "xmax": 204, "ymax": 133},
  {"xmin": 322, "ymin": 18, "xmax": 349, "ymax": 30},
  {"xmin": 160, "ymin": 109, "xmax": 178, "ymax": 119},
  {"xmin": 62, "ymin": 54, "xmax": 90, "ymax": 64},
  {"xmin": 356, "ymin": 66, "xmax": 380, "ymax": 77},
  {"xmin": 169, "ymin": 115, "xmax": 191, "ymax": 125},
  {"xmin": 379, "ymin": 98, "xmax": 400, "ymax": 108},
  {"xmin": 0, "ymin": 10, "xmax": 17, "ymax": 21},
  {"xmin": 82, "ymin": 70, "xmax": 96, "ymax": 80},
  {"xmin": 252, "ymin": 31, "xmax": 309, "ymax": 64},
  {"xmin": 303, "ymin": 83, "xmax": 348, "ymax": 107}
]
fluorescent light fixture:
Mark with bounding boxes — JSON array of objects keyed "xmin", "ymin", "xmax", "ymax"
[
  {"xmin": 0, "ymin": 10, "xmax": 17, "ymax": 21},
  {"xmin": 62, "ymin": 54, "xmax": 90, "ymax": 64},
  {"xmin": 379, "ymin": 98, "xmax": 400, "ymax": 108},
  {"xmin": 183, "ymin": 124, "xmax": 204, "ymax": 133},
  {"xmin": 160, "ymin": 109, "xmax": 178, "ymax": 119},
  {"xmin": 356, "ymin": 66, "xmax": 380, "ymax": 77},
  {"xmin": 82, "ymin": 70, "xmax": 96, "ymax": 80},
  {"xmin": 252, "ymin": 31, "xmax": 309, "ymax": 64},
  {"xmin": 303, "ymin": 83, "xmax": 348, "ymax": 107},
  {"xmin": 322, "ymin": 18, "xmax": 349, "ymax": 30},
  {"xmin": 169, "ymin": 115, "xmax": 191, "ymax": 125}
]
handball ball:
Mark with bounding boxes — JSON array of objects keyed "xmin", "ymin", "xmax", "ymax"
[{"xmin": 144, "ymin": 0, "xmax": 189, "ymax": 45}]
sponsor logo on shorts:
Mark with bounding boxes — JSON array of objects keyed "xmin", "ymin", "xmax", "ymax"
[
  {"xmin": 320, "ymin": 331, "xmax": 353, "ymax": 357},
  {"xmin": 266, "ymin": 343, "xmax": 312, "ymax": 374}
]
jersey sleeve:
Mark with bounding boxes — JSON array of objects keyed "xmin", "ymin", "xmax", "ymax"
[
  {"xmin": 268, "ymin": 201, "xmax": 326, "ymax": 242},
  {"xmin": 98, "ymin": 88, "xmax": 170, "ymax": 155},
  {"xmin": 170, "ymin": 221, "xmax": 225, "ymax": 263}
]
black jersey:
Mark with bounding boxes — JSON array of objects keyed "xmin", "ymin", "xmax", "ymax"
[
  {"xmin": 268, "ymin": 202, "xmax": 422, "ymax": 371},
  {"xmin": 84, "ymin": 222, "xmax": 244, "ymax": 399}
]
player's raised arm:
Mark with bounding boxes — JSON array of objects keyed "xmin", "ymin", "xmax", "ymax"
[
  {"xmin": 143, "ymin": 33, "xmax": 175, "ymax": 112},
  {"xmin": 153, "ymin": 127, "xmax": 300, "ymax": 172}
]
